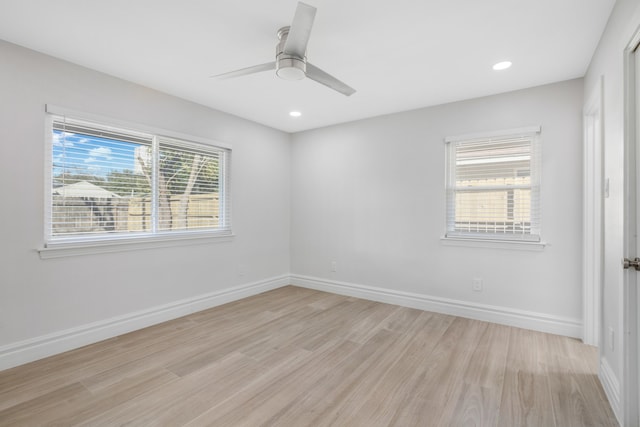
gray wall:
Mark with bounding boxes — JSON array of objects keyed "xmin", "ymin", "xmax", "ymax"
[
  {"xmin": 0, "ymin": 40, "xmax": 291, "ymax": 358},
  {"xmin": 291, "ymin": 79, "xmax": 584, "ymax": 326}
]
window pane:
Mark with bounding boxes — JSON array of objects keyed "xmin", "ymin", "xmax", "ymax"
[
  {"xmin": 454, "ymin": 188, "xmax": 531, "ymax": 234},
  {"xmin": 455, "ymin": 139, "xmax": 531, "ymax": 182},
  {"xmin": 48, "ymin": 114, "xmax": 231, "ymax": 245},
  {"xmin": 51, "ymin": 127, "xmax": 152, "ymax": 238},
  {"xmin": 446, "ymin": 131, "xmax": 540, "ymax": 241},
  {"xmin": 157, "ymin": 141, "xmax": 222, "ymax": 232}
]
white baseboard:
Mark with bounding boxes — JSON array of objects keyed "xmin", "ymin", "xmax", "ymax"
[
  {"xmin": 600, "ymin": 357, "xmax": 621, "ymax": 424},
  {"xmin": 0, "ymin": 273, "xmax": 585, "ymax": 372},
  {"xmin": 290, "ymin": 274, "xmax": 582, "ymax": 338},
  {"xmin": 0, "ymin": 275, "xmax": 289, "ymax": 371}
]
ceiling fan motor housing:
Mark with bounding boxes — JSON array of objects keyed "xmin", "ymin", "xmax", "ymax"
[{"xmin": 276, "ymin": 26, "xmax": 306, "ymax": 80}]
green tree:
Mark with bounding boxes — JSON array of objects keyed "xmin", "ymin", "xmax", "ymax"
[
  {"xmin": 103, "ymin": 169, "xmax": 150, "ymax": 197},
  {"xmin": 136, "ymin": 147, "xmax": 218, "ymax": 230},
  {"xmin": 52, "ymin": 172, "xmax": 106, "ymax": 188}
]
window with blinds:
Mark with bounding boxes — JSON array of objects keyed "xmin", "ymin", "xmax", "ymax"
[
  {"xmin": 445, "ymin": 127, "xmax": 541, "ymax": 241},
  {"xmin": 47, "ymin": 115, "xmax": 231, "ymax": 244}
]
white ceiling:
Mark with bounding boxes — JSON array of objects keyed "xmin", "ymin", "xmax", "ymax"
[{"xmin": 0, "ymin": 0, "xmax": 615, "ymax": 133}]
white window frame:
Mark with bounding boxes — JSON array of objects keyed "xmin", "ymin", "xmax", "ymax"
[
  {"xmin": 442, "ymin": 126, "xmax": 543, "ymax": 248},
  {"xmin": 40, "ymin": 105, "xmax": 233, "ymax": 258}
]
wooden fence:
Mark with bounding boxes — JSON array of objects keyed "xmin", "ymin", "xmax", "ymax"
[{"xmin": 51, "ymin": 193, "xmax": 219, "ymax": 235}]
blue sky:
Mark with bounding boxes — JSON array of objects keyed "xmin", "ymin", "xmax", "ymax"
[{"xmin": 52, "ymin": 130, "xmax": 142, "ymax": 177}]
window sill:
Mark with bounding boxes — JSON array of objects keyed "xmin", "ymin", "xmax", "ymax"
[
  {"xmin": 440, "ymin": 236, "xmax": 547, "ymax": 251},
  {"xmin": 39, "ymin": 232, "xmax": 235, "ymax": 259}
]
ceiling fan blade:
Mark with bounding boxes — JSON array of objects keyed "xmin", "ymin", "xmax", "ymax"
[
  {"xmin": 212, "ymin": 62, "xmax": 276, "ymax": 79},
  {"xmin": 305, "ymin": 63, "xmax": 356, "ymax": 96},
  {"xmin": 283, "ymin": 2, "xmax": 316, "ymax": 57}
]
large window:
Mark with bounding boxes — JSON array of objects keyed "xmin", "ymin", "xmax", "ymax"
[
  {"xmin": 46, "ymin": 113, "xmax": 231, "ymax": 246},
  {"xmin": 445, "ymin": 127, "xmax": 541, "ymax": 242}
]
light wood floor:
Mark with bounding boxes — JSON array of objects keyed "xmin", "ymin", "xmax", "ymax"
[{"xmin": 0, "ymin": 286, "xmax": 618, "ymax": 426}]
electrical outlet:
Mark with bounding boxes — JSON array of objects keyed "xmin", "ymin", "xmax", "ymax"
[
  {"xmin": 331, "ymin": 261, "xmax": 337, "ymax": 272},
  {"xmin": 472, "ymin": 278, "xmax": 483, "ymax": 292}
]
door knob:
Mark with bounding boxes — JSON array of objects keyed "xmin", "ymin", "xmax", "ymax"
[{"xmin": 623, "ymin": 257, "xmax": 640, "ymax": 270}]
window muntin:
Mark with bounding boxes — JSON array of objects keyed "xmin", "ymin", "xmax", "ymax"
[
  {"xmin": 445, "ymin": 130, "xmax": 540, "ymax": 241},
  {"xmin": 48, "ymin": 115, "xmax": 231, "ymax": 244}
]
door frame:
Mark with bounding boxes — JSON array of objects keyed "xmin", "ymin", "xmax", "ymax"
[
  {"xmin": 583, "ymin": 76, "xmax": 604, "ymax": 348},
  {"xmin": 623, "ymin": 27, "xmax": 640, "ymax": 427}
]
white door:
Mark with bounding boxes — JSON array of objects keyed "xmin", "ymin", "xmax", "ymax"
[
  {"xmin": 624, "ymin": 42, "xmax": 640, "ymax": 427},
  {"xmin": 636, "ymin": 44, "xmax": 640, "ymax": 426},
  {"xmin": 633, "ymin": 44, "xmax": 640, "ymax": 427}
]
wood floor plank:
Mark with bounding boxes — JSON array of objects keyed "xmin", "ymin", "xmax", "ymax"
[
  {"xmin": 379, "ymin": 305, "xmax": 425, "ymax": 333},
  {"xmin": 390, "ymin": 317, "xmax": 489, "ymax": 426},
  {"xmin": 544, "ymin": 333, "xmax": 618, "ymax": 427},
  {"xmin": 186, "ymin": 339, "xmax": 362, "ymax": 426},
  {"xmin": 77, "ymin": 351, "xmax": 264, "ymax": 426},
  {"xmin": 443, "ymin": 323, "xmax": 509, "ymax": 427},
  {"xmin": 288, "ymin": 298, "xmax": 378, "ymax": 351},
  {"xmin": 497, "ymin": 328, "xmax": 557, "ymax": 427},
  {"xmin": 0, "ymin": 382, "xmax": 90, "ymax": 426},
  {"xmin": 343, "ymin": 311, "xmax": 455, "ymax": 426},
  {"xmin": 0, "ymin": 286, "xmax": 618, "ymax": 427},
  {"xmin": 314, "ymin": 311, "xmax": 450, "ymax": 427},
  {"xmin": 0, "ymin": 316, "xmax": 200, "ymax": 410},
  {"xmin": 262, "ymin": 328, "xmax": 409, "ymax": 427},
  {"xmin": 17, "ymin": 367, "xmax": 179, "ymax": 426}
]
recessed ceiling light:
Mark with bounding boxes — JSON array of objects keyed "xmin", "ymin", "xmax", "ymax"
[
  {"xmin": 289, "ymin": 111, "xmax": 302, "ymax": 117},
  {"xmin": 492, "ymin": 61, "xmax": 512, "ymax": 71}
]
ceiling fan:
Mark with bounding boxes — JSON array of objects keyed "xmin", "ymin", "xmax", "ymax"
[{"xmin": 213, "ymin": 2, "xmax": 356, "ymax": 96}]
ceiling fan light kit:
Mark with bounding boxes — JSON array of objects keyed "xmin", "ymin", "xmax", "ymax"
[
  {"xmin": 214, "ymin": 2, "xmax": 356, "ymax": 96},
  {"xmin": 275, "ymin": 27, "xmax": 306, "ymax": 81}
]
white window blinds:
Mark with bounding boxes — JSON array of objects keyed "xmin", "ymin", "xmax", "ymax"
[
  {"xmin": 48, "ymin": 115, "xmax": 231, "ymax": 243},
  {"xmin": 156, "ymin": 137, "xmax": 231, "ymax": 233},
  {"xmin": 445, "ymin": 128, "xmax": 541, "ymax": 241}
]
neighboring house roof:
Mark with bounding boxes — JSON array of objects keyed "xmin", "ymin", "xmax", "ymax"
[{"xmin": 52, "ymin": 181, "xmax": 120, "ymax": 199}]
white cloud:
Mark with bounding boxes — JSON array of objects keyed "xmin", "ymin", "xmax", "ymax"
[
  {"xmin": 85, "ymin": 147, "xmax": 113, "ymax": 163},
  {"xmin": 52, "ymin": 132, "xmax": 75, "ymax": 148}
]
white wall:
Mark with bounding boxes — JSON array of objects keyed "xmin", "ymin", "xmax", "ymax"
[
  {"xmin": 0, "ymin": 40, "xmax": 291, "ymax": 367},
  {"xmin": 583, "ymin": 0, "xmax": 640, "ymax": 421},
  {"xmin": 291, "ymin": 79, "xmax": 584, "ymax": 333}
]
